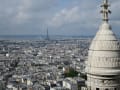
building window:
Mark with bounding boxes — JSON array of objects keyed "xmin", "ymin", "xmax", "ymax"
[
  {"xmin": 105, "ymin": 89, "xmax": 108, "ymax": 90},
  {"xmin": 96, "ymin": 88, "xmax": 99, "ymax": 90},
  {"xmin": 114, "ymin": 88, "xmax": 116, "ymax": 90}
]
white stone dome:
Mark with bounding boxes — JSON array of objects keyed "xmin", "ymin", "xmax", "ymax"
[
  {"xmin": 86, "ymin": 1, "xmax": 120, "ymax": 89},
  {"xmin": 87, "ymin": 22, "xmax": 120, "ymax": 75},
  {"xmin": 90, "ymin": 22, "xmax": 120, "ymax": 51}
]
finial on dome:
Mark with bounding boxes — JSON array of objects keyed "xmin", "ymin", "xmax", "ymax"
[{"xmin": 100, "ymin": 0, "xmax": 111, "ymax": 22}]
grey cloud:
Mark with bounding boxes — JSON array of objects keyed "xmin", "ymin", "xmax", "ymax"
[
  {"xmin": 0, "ymin": 0, "xmax": 119, "ymax": 36},
  {"xmin": 47, "ymin": 6, "xmax": 81, "ymax": 28}
]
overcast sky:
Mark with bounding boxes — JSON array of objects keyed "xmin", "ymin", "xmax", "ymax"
[{"xmin": 0, "ymin": 0, "xmax": 120, "ymax": 36}]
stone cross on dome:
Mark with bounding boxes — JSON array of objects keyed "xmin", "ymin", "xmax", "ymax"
[{"xmin": 101, "ymin": 0, "xmax": 111, "ymax": 22}]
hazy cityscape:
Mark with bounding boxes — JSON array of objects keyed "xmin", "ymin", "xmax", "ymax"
[
  {"xmin": 0, "ymin": 0, "xmax": 120, "ymax": 90},
  {"xmin": 0, "ymin": 37, "xmax": 91, "ymax": 90}
]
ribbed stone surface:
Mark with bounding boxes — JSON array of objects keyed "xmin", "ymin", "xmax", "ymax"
[
  {"xmin": 87, "ymin": 22, "xmax": 120, "ymax": 75},
  {"xmin": 86, "ymin": 22, "xmax": 120, "ymax": 89}
]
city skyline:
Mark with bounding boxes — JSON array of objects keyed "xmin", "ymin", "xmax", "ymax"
[{"xmin": 0, "ymin": 0, "xmax": 120, "ymax": 36}]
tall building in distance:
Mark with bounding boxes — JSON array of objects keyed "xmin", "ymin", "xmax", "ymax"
[
  {"xmin": 46, "ymin": 28, "xmax": 50, "ymax": 41},
  {"xmin": 86, "ymin": 0, "xmax": 120, "ymax": 90}
]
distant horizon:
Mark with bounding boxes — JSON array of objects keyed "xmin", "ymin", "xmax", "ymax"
[
  {"xmin": 0, "ymin": 34, "xmax": 119, "ymax": 41},
  {"xmin": 0, "ymin": 34, "xmax": 95, "ymax": 36},
  {"xmin": 0, "ymin": 34, "xmax": 95, "ymax": 40}
]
